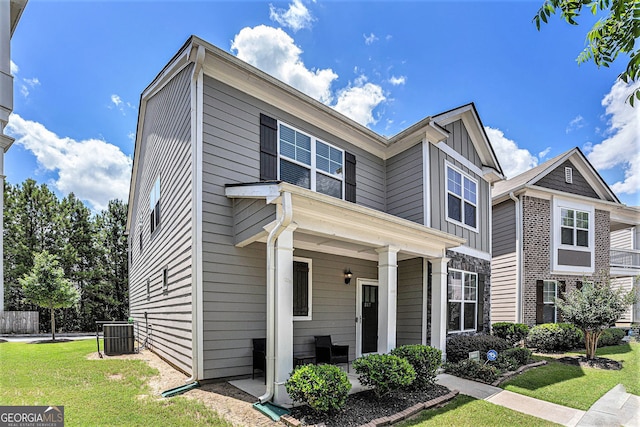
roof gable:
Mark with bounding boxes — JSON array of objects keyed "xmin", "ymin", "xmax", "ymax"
[{"xmin": 535, "ymin": 159, "xmax": 600, "ymax": 199}]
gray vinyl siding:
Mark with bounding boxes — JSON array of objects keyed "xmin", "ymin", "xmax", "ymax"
[
  {"xmin": 231, "ymin": 198, "xmax": 276, "ymax": 245},
  {"xmin": 492, "ymin": 200, "xmax": 516, "ymax": 257},
  {"xmin": 428, "ymin": 133, "xmax": 491, "ymax": 253},
  {"xmin": 442, "ymin": 120, "xmax": 482, "ymax": 168},
  {"xmin": 129, "ymin": 64, "xmax": 194, "ymax": 374},
  {"xmin": 396, "ymin": 258, "xmax": 424, "ymax": 346},
  {"xmin": 490, "ymin": 252, "xmax": 517, "ymax": 323},
  {"xmin": 386, "ymin": 142, "xmax": 423, "ymax": 223},
  {"xmin": 292, "ymin": 250, "xmax": 377, "ymax": 360},
  {"xmin": 535, "ymin": 160, "xmax": 603, "ymax": 200}
]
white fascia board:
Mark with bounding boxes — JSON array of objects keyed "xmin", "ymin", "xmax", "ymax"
[
  {"xmin": 448, "ymin": 245, "xmax": 491, "ymax": 261},
  {"xmin": 524, "ymin": 185, "xmax": 627, "ymax": 213},
  {"xmin": 225, "ymin": 184, "xmax": 282, "ymax": 204}
]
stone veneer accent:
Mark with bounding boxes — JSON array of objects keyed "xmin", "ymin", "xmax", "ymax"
[{"xmin": 521, "ymin": 196, "xmax": 610, "ymax": 326}]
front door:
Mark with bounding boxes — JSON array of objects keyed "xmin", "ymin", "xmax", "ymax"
[{"xmin": 361, "ymin": 284, "xmax": 378, "ymax": 353}]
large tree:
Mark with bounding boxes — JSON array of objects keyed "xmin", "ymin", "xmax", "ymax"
[
  {"xmin": 534, "ymin": 0, "xmax": 640, "ymax": 105},
  {"xmin": 20, "ymin": 250, "xmax": 80, "ymax": 340},
  {"xmin": 556, "ymin": 279, "xmax": 637, "ymax": 359}
]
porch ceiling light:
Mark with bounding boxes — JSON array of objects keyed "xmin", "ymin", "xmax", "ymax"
[{"xmin": 344, "ymin": 269, "xmax": 353, "ymax": 285}]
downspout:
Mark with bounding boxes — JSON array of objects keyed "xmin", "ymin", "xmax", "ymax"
[
  {"xmin": 509, "ymin": 192, "xmax": 522, "ymax": 323},
  {"xmin": 259, "ymin": 191, "xmax": 293, "ymax": 404},
  {"xmin": 187, "ymin": 44, "xmax": 206, "ymax": 383}
]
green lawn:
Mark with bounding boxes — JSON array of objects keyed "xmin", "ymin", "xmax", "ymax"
[
  {"xmin": 398, "ymin": 395, "xmax": 560, "ymax": 427},
  {"xmin": 501, "ymin": 342, "xmax": 639, "ymax": 410},
  {"xmin": 0, "ymin": 339, "xmax": 230, "ymax": 426}
]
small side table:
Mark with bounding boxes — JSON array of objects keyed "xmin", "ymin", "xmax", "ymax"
[{"xmin": 293, "ymin": 354, "xmax": 316, "ymax": 367}]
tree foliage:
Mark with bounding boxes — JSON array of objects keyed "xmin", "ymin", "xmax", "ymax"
[
  {"xmin": 19, "ymin": 250, "xmax": 79, "ymax": 340},
  {"xmin": 4, "ymin": 179, "xmax": 129, "ymax": 332},
  {"xmin": 534, "ymin": 0, "xmax": 640, "ymax": 105},
  {"xmin": 555, "ymin": 278, "xmax": 637, "ymax": 359}
]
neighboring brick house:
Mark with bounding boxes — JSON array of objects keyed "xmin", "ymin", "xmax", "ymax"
[
  {"xmin": 126, "ymin": 35, "xmax": 504, "ymax": 404},
  {"xmin": 491, "ymin": 148, "xmax": 640, "ymax": 327}
]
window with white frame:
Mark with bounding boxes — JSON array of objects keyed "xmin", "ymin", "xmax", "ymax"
[
  {"xmin": 279, "ymin": 123, "xmax": 344, "ymax": 199},
  {"xmin": 446, "ymin": 164, "xmax": 478, "ymax": 230},
  {"xmin": 149, "ymin": 176, "xmax": 161, "ymax": 234},
  {"xmin": 542, "ymin": 280, "xmax": 557, "ymax": 323},
  {"xmin": 293, "ymin": 258, "xmax": 312, "ymax": 320},
  {"xmin": 447, "ymin": 269, "xmax": 477, "ymax": 332},
  {"xmin": 560, "ymin": 208, "xmax": 589, "ymax": 247}
]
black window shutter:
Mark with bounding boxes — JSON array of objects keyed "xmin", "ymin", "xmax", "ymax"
[
  {"xmin": 557, "ymin": 281, "xmax": 566, "ymax": 322},
  {"xmin": 576, "ymin": 281, "xmax": 583, "ymax": 291},
  {"xmin": 345, "ymin": 152, "xmax": 356, "ymax": 203},
  {"xmin": 536, "ymin": 280, "xmax": 544, "ymax": 324},
  {"xmin": 260, "ymin": 114, "xmax": 278, "ymax": 181},
  {"xmin": 293, "ymin": 261, "xmax": 309, "ymax": 317},
  {"xmin": 476, "ymin": 274, "xmax": 485, "ymax": 333}
]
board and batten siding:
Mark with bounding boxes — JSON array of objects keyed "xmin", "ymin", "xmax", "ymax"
[
  {"xmin": 386, "ymin": 142, "xmax": 424, "ymax": 223},
  {"xmin": 396, "ymin": 258, "xmax": 424, "ymax": 346},
  {"xmin": 200, "ymin": 76, "xmax": 387, "ymax": 378},
  {"xmin": 129, "ymin": 64, "xmax": 194, "ymax": 374},
  {"xmin": 428, "ymin": 121, "xmax": 491, "ymax": 254}
]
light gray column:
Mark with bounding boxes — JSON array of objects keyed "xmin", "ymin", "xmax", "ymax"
[
  {"xmin": 273, "ymin": 225, "xmax": 295, "ymax": 405},
  {"xmin": 430, "ymin": 257, "xmax": 450, "ymax": 359},
  {"xmin": 376, "ymin": 246, "xmax": 399, "ymax": 353}
]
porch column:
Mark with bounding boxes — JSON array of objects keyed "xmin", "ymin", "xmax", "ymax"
[
  {"xmin": 430, "ymin": 257, "xmax": 450, "ymax": 360},
  {"xmin": 376, "ymin": 246, "xmax": 399, "ymax": 353},
  {"xmin": 273, "ymin": 225, "xmax": 295, "ymax": 405}
]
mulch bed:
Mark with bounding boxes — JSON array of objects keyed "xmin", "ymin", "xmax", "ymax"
[
  {"xmin": 287, "ymin": 385, "xmax": 452, "ymax": 427},
  {"xmin": 30, "ymin": 339, "xmax": 74, "ymax": 344},
  {"xmin": 556, "ymin": 356, "xmax": 622, "ymax": 370}
]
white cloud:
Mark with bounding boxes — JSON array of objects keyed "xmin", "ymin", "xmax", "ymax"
[
  {"xmin": 6, "ymin": 113, "xmax": 132, "ymax": 211},
  {"xmin": 231, "ymin": 25, "xmax": 337, "ymax": 104},
  {"xmin": 538, "ymin": 147, "xmax": 551, "ymax": 159},
  {"xmin": 388, "ymin": 75, "xmax": 406, "ymax": 86},
  {"xmin": 587, "ymin": 80, "xmax": 640, "ymax": 200},
  {"xmin": 10, "ymin": 60, "xmax": 18, "ymax": 75},
  {"xmin": 364, "ymin": 33, "xmax": 378, "ymax": 45},
  {"xmin": 269, "ymin": 0, "xmax": 314, "ymax": 32},
  {"xmin": 333, "ymin": 78, "xmax": 385, "ymax": 126},
  {"xmin": 566, "ymin": 114, "xmax": 585, "ymax": 133},
  {"xmin": 111, "ymin": 94, "xmax": 122, "ymax": 107},
  {"xmin": 485, "ymin": 126, "xmax": 538, "ymax": 179},
  {"xmin": 20, "ymin": 77, "xmax": 40, "ymax": 97}
]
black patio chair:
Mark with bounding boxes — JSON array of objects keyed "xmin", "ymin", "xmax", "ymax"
[
  {"xmin": 314, "ymin": 335, "xmax": 349, "ymax": 372},
  {"xmin": 252, "ymin": 338, "xmax": 266, "ymax": 383}
]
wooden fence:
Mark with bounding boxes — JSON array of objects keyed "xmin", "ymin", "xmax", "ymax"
[{"xmin": 0, "ymin": 311, "xmax": 39, "ymax": 334}]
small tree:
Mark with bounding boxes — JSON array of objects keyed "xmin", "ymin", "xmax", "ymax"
[
  {"xmin": 20, "ymin": 251, "xmax": 80, "ymax": 340},
  {"xmin": 556, "ymin": 278, "xmax": 637, "ymax": 359}
]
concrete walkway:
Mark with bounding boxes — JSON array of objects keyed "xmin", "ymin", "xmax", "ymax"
[{"xmin": 576, "ymin": 384, "xmax": 640, "ymax": 427}]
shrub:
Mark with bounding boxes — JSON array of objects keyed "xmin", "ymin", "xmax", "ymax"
[
  {"xmin": 501, "ymin": 347, "xmax": 533, "ymax": 366},
  {"xmin": 492, "ymin": 322, "xmax": 530, "ymax": 346},
  {"xmin": 493, "ymin": 354, "xmax": 519, "ymax": 372},
  {"xmin": 390, "ymin": 345, "xmax": 442, "ymax": 390},
  {"xmin": 597, "ymin": 328, "xmax": 626, "ymax": 347},
  {"xmin": 285, "ymin": 364, "xmax": 351, "ymax": 412},
  {"xmin": 446, "ymin": 334, "xmax": 510, "ymax": 363},
  {"xmin": 527, "ymin": 323, "xmax": 583, "ymax": 352},
  {"xmin": 443, "ymin": 359, "xmax": 500, "ymax": 384},
  {"xmin": 352, "ymin": 354, "xmax": 416, "ymax": 398}
]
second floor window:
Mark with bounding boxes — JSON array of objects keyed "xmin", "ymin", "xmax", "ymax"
[
  {"xmin": 560, "ymin": 208, "xmax": 589, "ymax": 247},
  {"xmin": 279, "ymin": 123, "xmax": 344, "ymax": 199},
  {"xmin": 149, "ymin": 177, "xmax": 161, "ymax": 234},
  {"xmin": 446, "ymin": 164, "xmax": 477, "ymax": 230}
]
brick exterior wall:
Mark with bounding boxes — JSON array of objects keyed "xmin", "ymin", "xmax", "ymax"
[{"xmin": 521, "ymin": 196, "xmax": 610, "ymax": 326}]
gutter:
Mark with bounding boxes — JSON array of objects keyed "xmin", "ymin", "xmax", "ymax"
[
  {"xmin": 187, "ymin": 44, "xmax": 206, "ymax": 383},
  {"xmin": 509, "ymin": 192, "xmax": 522, "ymax": 323},
  {"xmin": 259, "ymin": 191, "xmax": 293, "ymax": 403}
]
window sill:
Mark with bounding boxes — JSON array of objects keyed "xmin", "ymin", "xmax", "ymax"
[{"xmin": 293, "ymin": 316, "xmax": 312, "ymax": 321}]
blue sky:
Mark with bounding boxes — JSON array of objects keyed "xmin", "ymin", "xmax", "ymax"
[{"xmin": 6, "ymin": 0, "xmax": 639, "ymax": 211}]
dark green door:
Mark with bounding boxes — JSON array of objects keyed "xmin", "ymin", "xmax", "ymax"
[{"xmin": 362, "ymin": 285, "xmax": 378, "ymax": 353}]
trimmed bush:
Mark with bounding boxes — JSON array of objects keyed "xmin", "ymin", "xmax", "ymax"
[
  {"xmin": 285, "ymin": 364, "xmax": 351, "ymax": 412},
  {"xmin": 597, "ymin": 328, "xmax": 626, "ymax": 347},
  {"xmin": 501, "ymin": 347, "xmax": 533, "ymax": 366},
  {"xmin": 492, "ymin": 322, "xmax": 530, "ymax": 346},
  {"xmin": 527, "ymin": 323, "xmax": 583, "ymax": 352},
  {"xmin": 390, "ymin": 345, "xmax": 442, "ymax": 390},
  {"xmin": 352, "ymin": 354, "xmax": 416, "ymax": 398},
  {"xmin": 493, "ymin": 354, "xmax": 519, "ymax": 372},
  {"xmin": 444, "ymin": 359, "xmax": 500, "ymax": 384},
  {"xmin": 446, "ymin": 334, "xmax": 510, "ymax": 363}
]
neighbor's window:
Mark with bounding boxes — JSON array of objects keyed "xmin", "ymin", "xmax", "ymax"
[
  {"xmin": 149, "ymin": 176, "xmax": 161, "ymax": 234},
  {"xmin": 542, "ymin": 280, "xmax": 557, "ymax": 323},
  {"xmin": 560, "ymin": 208, "xmax": 589, "ymax": 247},
  {"xmin": 446, "ymin": 164, "xmax": 478, "ymax": 230},
  {"xmin": 447, "ymin": 269, "xmax": 477, "ymax": 332},
  {"xmin": 279, "ymin": 123, "xmax": 344, "ymax": 199},
  {"xmin": 293, "ymin": 258, "xmax": 312, "ymax": 320}
]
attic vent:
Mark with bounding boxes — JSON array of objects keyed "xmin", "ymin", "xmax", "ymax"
[{"xmin": 565, "ymin": 167, "xmax": 573, "ymax": 184}]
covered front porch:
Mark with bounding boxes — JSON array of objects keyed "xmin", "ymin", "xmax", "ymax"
[{"xmin": 225, "ymin": 182, "xmax": 465, "ymax": 404}]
